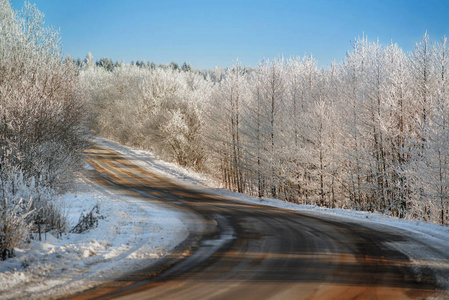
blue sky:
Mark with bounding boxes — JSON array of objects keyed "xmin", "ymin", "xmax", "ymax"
[{"xmin": 9, "ymin": 0, "xmax": 449, "ymax": 69}]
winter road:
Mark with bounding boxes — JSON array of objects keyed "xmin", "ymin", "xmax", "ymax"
[{"xmin": 69, "ymin": 144, "xmax": 443, "ymax": 299}]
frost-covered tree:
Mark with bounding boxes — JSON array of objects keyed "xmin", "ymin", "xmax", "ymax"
[
  {"xmin": 0, "ymin": 1, "xmax": 86, "ymax": 184},
  {"xmin": 410, "ymin": 32, "xmax": 436, "ymax": 126},
  {"xmin": 340, "ymin": 36, "xmax": 372, "ymax": 209},
  {"xmin": 81, "ymin": 62, "xmax": 211, "ymax": 170},
  {"xmin": 0, "ymin": 0, "xmax": 84, "ymax": 258},
  {"xmin": 239, "ymin": 58, "xmax": 288, "ymax": 198},
  {"xmin": 415, "ymin": 36, "xmax": 449, "ymax": 224},
  {"xmin": 206, "ymin": 61, "xmax": 248, "ymax": 192}
]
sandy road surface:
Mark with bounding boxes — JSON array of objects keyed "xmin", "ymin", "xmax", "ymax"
[{"xmin": 68, "ymin": 144, "xmax": 442, "ymax": 299}]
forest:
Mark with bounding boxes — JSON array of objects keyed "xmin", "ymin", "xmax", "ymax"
[
  {"xmin": 82, "ymin": 33, "xmax": 449, "ymax": 226},
  {"xmin": 1, "ymin": 0, "xmax": 449, "ymax": 260}
]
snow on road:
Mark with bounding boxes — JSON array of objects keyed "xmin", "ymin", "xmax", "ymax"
[{"xmin": 1, "ymin": 136, "xmax": 449, "ymax": 298}]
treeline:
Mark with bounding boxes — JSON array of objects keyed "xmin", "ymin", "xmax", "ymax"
[
  {"xmin": 81, "ymin": 33, "xmax": 449, "ymax": 225},
  {"xmin": 76, "ymin": 53, "xmax": 193, "ymax": 73},
  {"xmin": 80, "ymin": 55, "xmax": 211, "ymax": 169},
  {"xmin": 0, "ymin": 1, "xmax": 86, "ymax": 259}
]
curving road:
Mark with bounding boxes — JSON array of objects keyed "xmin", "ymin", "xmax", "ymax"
[{"xmin": 69, "ymin": 144, "xmax": 442, "ymax": 299}]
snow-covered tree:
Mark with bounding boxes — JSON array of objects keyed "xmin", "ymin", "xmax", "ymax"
[
  {"xmin": 0, "ymin": 0, "xmax": 84, "ymax": 258},
  {"xmin": 81, "ymin": 62, "xmax": 211, "ymax": 170},
  {"xmin": 206, "ymin": 61, "xmax": 249, "ymax": 192}
]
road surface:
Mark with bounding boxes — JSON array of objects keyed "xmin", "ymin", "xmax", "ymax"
[{"xmin": 69, "ymin": 144, "xmax": 442, "ymax": 299}]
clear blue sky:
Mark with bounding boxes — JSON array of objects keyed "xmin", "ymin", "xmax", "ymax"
[{"xmin": 9, "ymin": 0, "xmax": 449, "ymax": 69}]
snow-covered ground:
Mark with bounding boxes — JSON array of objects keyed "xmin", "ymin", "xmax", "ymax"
[
  {"xmin": 0, "ymin": 164, "xmax": 192, "ymax": 299},
  {"xmin": 1, "ymin": 136, "xmax": 448, "ymax": 298}
]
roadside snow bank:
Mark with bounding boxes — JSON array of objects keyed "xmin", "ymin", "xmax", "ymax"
[{"xmin": 0, "ymin": 175, "xmax": 189, "ymax": 299}]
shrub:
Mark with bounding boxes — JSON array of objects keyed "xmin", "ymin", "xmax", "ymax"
[
  {"xmin": 70, "ymin": 204, "xmax": 101, "ymax": 234},
  {"xmin": 0, "ymin": 172, "xmax": 67, "ymax": 260},
  {"xmin": 0, "ymin": 197, "xmax": 33, "ymax": 261}
]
